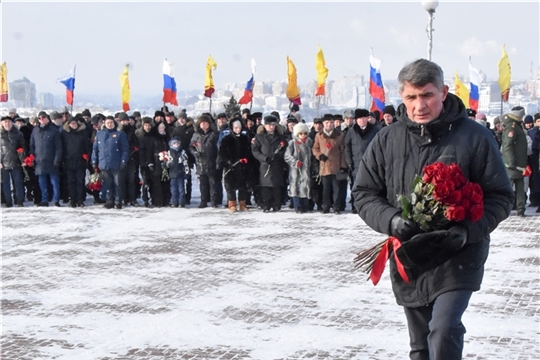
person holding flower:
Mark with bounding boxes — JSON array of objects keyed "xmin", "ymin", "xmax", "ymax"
[
  {"xmin": 284, "ymin": 123, "xmax": 312, "ymax": 214},
  {"xmin": 1, "ymin": 116, "xmax": 26, "ymax": 207},
  {"xmin": 351, "ymin": 59, "xmax": 514, "ymax": 360},
  {"xmin": 251, "ymin": 115, "xmax": 288, "ymax": 212}
]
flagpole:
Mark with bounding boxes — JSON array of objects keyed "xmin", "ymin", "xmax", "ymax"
[
  {"xmin": 249, "ymin": 99, "xmax": 253, "ymax": 112},
  {"xmin": 316, "ymin": 96, "xmax": 321, "ymax": 117},
  {"xmin": 500, "ymin": 95, "xmax": 503, "ymax": 116},
  {"xmin": 209, "ymin": 96, "xmax": 213, "ymax": 113}
]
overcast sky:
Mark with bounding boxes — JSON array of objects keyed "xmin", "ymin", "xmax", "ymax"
[{"xmin": 2, "ymin": 1, "xmax": 539, "ymax": 97}]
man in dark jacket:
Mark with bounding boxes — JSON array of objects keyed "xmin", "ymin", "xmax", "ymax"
[
  {"xmin": 91, "ymin": 116, "xmax": 129, "ymax": 209},
  {"xmin": 30, "ymin": 111, "xmax": 63, "ymax": 207},
  {"xmin": 190, "ymin": 115, "xmax": 219, "ymax": 208},
  {"xmin": 1, "ymin": 116, "xmax": 26, "ymax": 207},
  {"xmin": 501, "ymin": 106, "xmax": 529, "ymax": 217},
  {"xmin": 172, "ymin": 115, "xmax": 195, "ymax": 205},
  {"xmin": 61, "ymin": 116, "xmax": 91, "ymax": 207},
  {"xmin": 118, "ymin": 112, "xmax": 141, "ymax": 206},
  {"xmin": 352, "ymin": 59, "xmax": 513, "ymax": 360}
]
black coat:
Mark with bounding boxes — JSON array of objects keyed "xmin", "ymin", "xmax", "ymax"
[
  {"xmin": 218, "ymin": 132, "xmax": 253, "ymax": 191},
  {"xmin": 150, "ymin": 132, "xmax": 170, "ymax": 177},
  {"xmin": 61, "ymin": 121, "xmax": 91, "ymax": 171},
  {"xmin": 352, "ymin": 93, "xmax": 514, "ymax": 307},
  {"xmin": 121, "ymin": 124, "xmax": 140, "ymax": 167},
  {"xmin": 30, "ymin": 122, "xmax": 63, "ymax": 175},
  {"xmin": 251, "ymin": 125, "xmax": 287, "ymax": 187},
  {"xmin": 0, "ymin": 125, "xmax": 25, "ymax": 170},
  {"xmin": 344, "ymin": 122, "xmax": 379, "ymax": 172},
  {"xmin": 190, "ymin": 128, "xmax": 218, "ymax": 176},
  {"xmin": 171, "ymin": 121, "xmax": 195, "ymax": 167}
]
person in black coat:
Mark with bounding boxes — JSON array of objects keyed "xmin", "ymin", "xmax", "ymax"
[
  {"xmin": 218, "ymin": 118, "xmax": 253, "ymax": 212},
  {"xmin": 308, "ymin": 118, "xmax": 324, "ymax": 211},
  {"xmin": 190, "ymin": 115, "xmax": 219, "ymax": 208},
  {"xmin": 118, "ymin": 113, "xmax": 141, "ymax": 206},
  {"xmin": 135, "ymin": 117, "xmax": 155, "ymax": 207},
  {"xmin": 172, "ymin": 115, "xmax": 195, "ymax": 205},
  {"xmin": 251, "ymin": 115, "xmax": 288, "ymax": 212},
  {"xmin": 352, "ymin": 59, "xmax": 514, "ymax": 360},
  {"xmin": 148, "ymin": 122, "xmax": 171, "ymax": 207},
  {"xmin": 30, "ymin": 111, "xmax": 63, "ymax": 207},
  {"xmin": 60, "ymin": 117, "xmax": 91, "ymax": 207},
  {"xmin": 1, "ymin": 117, "xmax": 26, "ymax": 207}
]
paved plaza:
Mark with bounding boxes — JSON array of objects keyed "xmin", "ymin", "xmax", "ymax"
[{"xmin": 1, "ymin": 198, "xmax": 539, "ymax": 359}]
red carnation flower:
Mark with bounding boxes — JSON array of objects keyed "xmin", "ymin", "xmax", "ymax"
[
  {"xmin": 445, "ymin": 205, "xmax": 466, "ymax": 222},
  {"xmin": 16, "ymin": 147, "xmax": 24, "ymax": 154},
  {"xmin": 445, "ymin": 190, "xmax": 462, "ymax": 205},
  {"xmin": 468, "ymin": 204, "xmax": 484, "ymax": 222},
  {"xmin": 325, "ymin": 142, "xmax": 333, "ymax": 150},
  {"xmin": 433, "ymin": 181, "xmax": 453, "ymax": 202}
]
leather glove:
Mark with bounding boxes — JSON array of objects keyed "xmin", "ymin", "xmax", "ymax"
[
  {"xmin": 265, "ymin": 156, "xmax": 272, "ymax": 164},
  {"xmin": 340, "ymin": 168, "xmax": 348, "ymax": 173},
  {"xmin": 319, "ymin": 154, "xmax": 328, "ymax": 162},
  {"xmin": 395, "ymin": 225, "xmax": 468, "ymax": 279},
  {"xmin": 390, "ymin": 214, "xmax": 423, "ymax": 242}
]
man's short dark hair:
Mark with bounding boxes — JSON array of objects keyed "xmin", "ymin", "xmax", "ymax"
[{"xmin": 398, "ymin": 59, "xmax": 445, "ymax": 93}]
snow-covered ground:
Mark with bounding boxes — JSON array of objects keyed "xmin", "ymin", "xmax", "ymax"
[{"xmin": 1, "ymin": 182, "xmax": 539, "ymax": 359}]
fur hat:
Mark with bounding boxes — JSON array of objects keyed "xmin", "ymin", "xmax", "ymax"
[
  {"xmin": 383, "ymin": 105, "xmax": 396, "ymax": 116},
  {"xmin": 334, "ymin": 114, "xmax": 343, "ymax": 122},
  {"xmin": 117, "ymin": 112, "xmax": 129, "ymax": 121},
  {"xmin": 322, "ymin": 113, "xmax": 334, "ymax": 122},
  {"xmin": 90, "ymin": 115, "xmax": 101, "ymax": 125},
  {"xmin": 509, "ymin": 106, "xmax": 525, "ymax": 120},
  {"xmin": 354, "ymin": 109, "xmax": 370, "ymax": 119},
  {"xmin": 524, "ymin": 115, "xmax": 534, "ymax": 124},
  {"xmin": 493, "ymin": 116, "xmax": 501, "ymax": 125},
  {"xmin": 290, "ymin": 104, "xmax": 300, "ymax": 112},
  {"xmin": 293, "ymin": 123, "xmax": 309, "ymax": 137},
  {"xmin": 67, "ymin": 115, "xmax": 78, "ymax": 124},
  {"xmin": 252, "ymin": 112, "xmax": 263, "ymax": 120},
  {"xmin": 37, "ymin": 111, "xmax": 48, "ymax": 117},
  {"xmin": 241, "ymin": 108, "xmax": 251, "ymax": 115},
  {"xmin": 81, "ymin": 109, "xmax": 91, "ymax": 118},
  {"xmin": 343, "ymin": 109, "xmax": 355, "ymax": 119},
  {"xmin": 264, "ymin": 115, "xmax": 279, "ymax": 125},
  {"xmin": 313, "ymin": 117, "xmax": 323, "ymax": 124},
  {"xmin": 132, "ymin": 111, "xmax": 141, "ymax": 118},
  {"xmin": 270, "ymin": 111, "xmax": 280, "ymax": 120},
  {"xmin": 286, "ymin": 116, "xmax": 298, "ymax": 125},
  {"xmin": 197, "ymin": 114, "xmax": 212, "ymax": 125},
  {"xmin": 154, "ymin": 110, "xmax": 165, "ymax": 119},
  {"xmin": 217, "ymin": 113, "xmax": 227, "ymax": 119},
  {"xmin": 8, "ymin": 108, "xmax": 17, "ymax": 114},
  {"xmin": 142, "ymin": 117, "xmax": 153, "ymax": 125}
]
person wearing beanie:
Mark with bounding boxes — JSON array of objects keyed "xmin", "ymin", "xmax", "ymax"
[
  {"xmin": 501, "ymin": 106, "xmax": 528, "ymax": 216},
  {"xmin": 8, "ymin": 108, "xmax": 18, "ymax": 119},
  {"xmin": 284, "ymin": 122, "xmax": 312, "ymax": 213},
  {"xmin": 312, "ymin": 113, "xmax": 348, "ymax": 214},
  {"xmin": 382, "ymin": 105, "xmax": 397, "ymax": 127},
  {"xmin": 251, "ymin": 114, "xmax": 288, "ymax": 212},
  {"xmin": 154, "ymin": 111, "xmax": 165, "ymax": 124},
  {"xmin": 528, "ymin": 113, "xmax": 540, "ymax": 211},
  {"xmin": 523, "ymin": 115, "xmax": 534, "ymax": 131},
  {"xmin": 60, "ymin": 113, "xmax": 91, "ymax": 208},
  {"xmin": 118, "ymin": 113, "xmax": 141, "ymax": 207},
  {"xmin": 190, "ymin": 114, "xmax": 219, "ymax": 208},
  {"xmin": 492, "ymin": 116, "xmax": 503, "ymax": 147},
  {"xmin": 285, "ymin": 116, "xmax": 299, "ymax": 140},
  {"xmin": 352, "ymin": 59, "xmax": 513, "ymax": 358},
  {"xmin": 218, "ymin": 118, "xmax": 252, "ymax": 212},
  {"xmin": 343, "ymin": 110, "xmax": 355, "ymax": 130},
  {"xmin": 1, "ymin": 116, "xmax": 26, "ymax": 207}
]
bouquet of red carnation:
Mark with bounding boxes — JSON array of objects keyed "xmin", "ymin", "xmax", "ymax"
[
  {"xmin": 87, "ymin": 172, "xmax": 102, "ymax": 192},
  {"xmin": 354, "ymin": 162, "xmax": 484, "ymax": 285},
  {"xmin": 158, "ymin": 151, "xmax": 171, "ymax": 181}
]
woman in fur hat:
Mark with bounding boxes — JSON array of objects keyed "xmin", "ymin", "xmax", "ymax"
[{"xmin": 284, "ymin": 123, "xmax": 312, "ymax": 213}]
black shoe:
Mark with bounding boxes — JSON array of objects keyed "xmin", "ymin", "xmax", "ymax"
[
  {"xmin": 77, "ymin": 202, "xmax": 85, "ymax": 207},
  {"xmin": 104, "ymin": 203, "xmax": 114, "ymax": 209},
  {"xmin": 130, "ymin": 201, "xmax": 139, "ymax": 207},
  {"xmin": 27, "ymin": 194, "xmax": 34, "ymax": 202},
  {"xmin": 352, "ymin": 208, "xmax": 358, "ymax": 214},
  {"xmin": 180, "ymin": 204, "xmax": 186, "ymax": 208},
  {"xmin": 15, "ymin": 203, "xmax": 23, "ymax": 207},
  {"xmin": 70, "ymin": 201, "xmax": 77, "ymax": 208},
  {"xmin": 116, "ymin": 203, "xmax": 123, "ymax": 210},
  {"xmin": 334, "ymin": 209, "xmax": 341, "ymax": 215},
  {"xmin": 263, "ymin": 209, "xmax": 270, "ymax": 213},
  {"xmin": 37, "ymin": 202, "xmax": 49, "ymax": 207},
  {"xmin": 322, "ymin": 208, "xmax": 330, "ymax": 214},
  {"xmin": 54, "ymin": 201, "xmax": 61, "ymax": 207},
  {"xmin": 186, "ymin": 199, "xmax": 191, "ymax": 205},
  {"xmin": 4, "ymin": 203, "xmax": 13, "ymax": 208},
  {"xmin": 94, "ymin": 198, "xmax": 105, "ymax": 204},
  {"xmin": 536, "ymin": 207, "xmax": 540, "ymax": 213},
  {"xmin": 198, "ymin": 203, "xmax": 207, "ymax": 208},
  {"xmin": 272, "ymin": 207, "xmax": 281, "ymax": 212}
]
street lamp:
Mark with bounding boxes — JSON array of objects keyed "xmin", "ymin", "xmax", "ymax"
[{"xmin": 422, "ymin": 0, "xmax": 439, "ymax": 61}]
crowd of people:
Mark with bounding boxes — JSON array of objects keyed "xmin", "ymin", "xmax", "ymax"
[{"xmin": 1, "ymin": 101, "xmax": 539, "ymax": 215}]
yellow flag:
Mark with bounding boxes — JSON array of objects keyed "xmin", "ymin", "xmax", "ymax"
[
  {"xmin": 454, "ymin": 71, "xmax": 470, "ymax": 108},
  {"xmin": 315, "ymin": 45, "xmax": 328, "ymax": 96},
  {"xmin": 498, "ymin": 44, "xmax": 511, "ymax": 102},
  {"xmin": 286, "ymin": 56, "xmax": 301, "ymax": 105},
  {"xmin": 120, "ymin": 65, "xmax": 130, "ymax": 111},
  {"xmin": 0, "ymin": 62, "xmax": 7, "ymax": 102},
  {"xmin": 204, "ymin": 55, "xmax": 217, "ymax": 97}
]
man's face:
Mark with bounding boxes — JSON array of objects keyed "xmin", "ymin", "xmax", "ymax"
[
  {"xmin": 287, "ymin": 122, "xmax": 295, "ymax": 132},
  {"xmin": 264, "ymin": 123, "xmax": 276, "ymax": 134},
  {"xmin": 383, "ymin": 113, "xmax": 394, "ymax": 125},
  {"xmin": 199, "ymin": 121, "xmax": 210, "ymax": 132},
  {"xmin": 155, "ymin": 116, "xmax": 163, "ymax": 123},
  {"xmin": 217, "ymin": 117, "xmax": 227, "ymax": 127},
  {"xmin": 334, "ymin": 120, "xmax": 342, "ymax": 128},
  {"xmin": 158, "ymin": 123, "xmax": 167, "ymax": 135},
  {"xmin": 178, "ymin": 117, "xmax": 186, "ymax": 126},
  {"xmin": 356, "ymin": 116, "xmax": 369, "ymax": 128},
  {"xmin": 525, "ymin": 122, "xmax": 533, "ymax": 130},
  {"xmin": 104, "ymin": 119, "xmax": 116, "ymax": 129},
  {"xmin": 165, "ymin": 115, "xmax": 175, "ymax": 124},
  {"xmin": 68, "ymin": 121, "xmax": 78, "ymax": 130},
  {"xmin": 323, "ymin": 120, "xmax": 335, "ymax": 132},
  {"xmin": 38, "ymin": 115, "xmax": 50, "ymax": 126},
  {"xmin": 535, "ymin": 119, "xmax": 540, "ymax": 128},
  {"xmin": 121, "ymin": 120, "xmax": 130, "ymax": 128},
  {"xmin": 313, "ymin": 122, "xmax": 323, "ymax": 132},
  {"xmin": 1, "ymin": 119, "xmax": 13, "ymax": 131},
  {"xmin": 143, "ymin": 123, "xmax": 152, "ymax": 132},
  {"xmin": 344, "ymin": 117, "xmax": 354, "ymax": 127},
  {"xmin": 400, "ymin": 82, "xmax": 448, "ymax": 124}
]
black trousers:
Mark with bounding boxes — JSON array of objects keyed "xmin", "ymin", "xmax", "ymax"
[
  {"xmin": 199, "ymin": 174, "xmax": 217, "ymax": 205},
  {"xmin": 403, "ymin": 290, "xmax": 472, "ymax": 360},
  {"xmin": 66, "ymin": 167, "xmax": 86, "ymax": 204},
  {"xmin": 226, "ymin": 188, "xmax": 248, "ymax": 202},
  {"xmin": 260, "ymin": 186, "xmax": 283, "ymax": 210},
  {"xmin": 215, "ymin": 170, "xmax": 224, "ymax": 205},
  {"xmin": 122, "ymin": 163, "xmax": 138, "ymax": 203},
  {"xmin": 322, "ymin": 175, "xmax": 341, "ymax": 210}
]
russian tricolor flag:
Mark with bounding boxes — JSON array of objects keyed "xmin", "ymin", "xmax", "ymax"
[
  {"xmin": 369, "ymin": 49, "xmax": 385, "ymax": 114},
  {"xmin": 469, "ymin": 58, "xmax": 481, "ymax": 112},
  {"xmin": 163, "ymin": 59, "xmax": 178, "ymax": 106},
  {"xmin": 238, "ymin": 75, "xmax": 254, "ymax": 105},
  {"xmin": 58, "ymin": 65, "xmax": 76, "ymax": 106}
]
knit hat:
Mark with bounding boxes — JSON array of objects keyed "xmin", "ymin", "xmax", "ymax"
[
  {"xmin": 67, "ymin": 115, "xmax": 78, "ymax": 124},
  {"xmin": 383, "ymin": 105, "xmax": 396, "ymax": 116},
  {"xmin": 81, "ymin": 109, "xmax": 91, "ymax": 118},
  {"xmin": 264, "ymin": 115, "xmax": 279, "ymax": 125},
  {"xmin": 51, "ymin": 111, "xmax": 63, "ymax": 120},
  {"xmin": 293, "ymin": 122, "xmax": 309, "ymax": 137},
  {"xmin": 8, "ymin": 108, "xmax": 17, "ymax": 114},
  {"xmin": 118, "ymin": 112, "xmax": 129, "ymax": 121},
  {"xmin": 217, "ymin": 113, "xmax": 227, "ymax": 119},
  {"xmin": 466, "ymin": 108, "xmax": 477, "ymax": 118},
  {"xmin": 509, "ymin": 106, "xmax": 525, "ymax": 120},
  {"xmin": 241, "ymin": 108, "xmax": 251, "ymax": 115},
  {"xmin": 354, "ymin": 109, "xmax": 370, "ymax": 119}
]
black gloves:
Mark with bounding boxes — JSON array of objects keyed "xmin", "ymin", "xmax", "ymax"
[
  {"xmin": 395, "ymin": 225, "xmax": 468, "ymax": 279},
  {"xmin": 319, "ymin": 154, "xmax": 328, "ymax": 162},
  {"xmin": 340, "ymin": 168, "xmax": 348, "ymax": 173},
  {"xmin": 265, "ymin": 156, "xmax": 272, "ymax": 164},
  {"xmin": 390, "ymin": 214, "xmax": 423, "ymax": 242}
]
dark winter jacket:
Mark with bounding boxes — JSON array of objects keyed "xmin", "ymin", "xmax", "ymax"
[
  {"xmin": 151, "ymin": 132, "xmax": 171, "ymax": 177},
  {"xmin": 61, "ymin": 121, "xmax": 91, "ymax": 171},
  {"xmin": 251, "ymin": 125, "xmax": 288, "ymax": 188},
  {"xmin": 135, "ymin": 128, "xmax": 155, "ymax": 168},
  {"xmin": 168, "ymin": 139, "xmax": 189, "ymax": 179},
  {"xmin": 91, "ymin": 124, "xmax": 129, "ymax": 171},
  {"xmin": 352, "ymin": 93, "xmax": 514, "ymax": 307},
  {"xmin": 1, "ymin": 125, "xmax": 25, "ymax": 170},
  {"xmin": 121, "ymin": 124, "xmax": 140, "ymax": 167},
  {"xmin": 30, "ymin": 122, "xmax": 63, "ymax": 175},
  {"xmin": 501, "ymin": 115, "xmax": 528, "ymax": 179},
  {"xmin": 190, "ymin": 127, "xmax": 218, "ymax": 176},
  {"xmin": 171, "ymin": 120, "xmax": 195, "ymax": 167},
  {"xmin": 344, "ymin": 122, "xmax": 379, "ymax": 173},
  {"xmin": 218, "ymin": 131, "xmax": 253, "ymax": 191}
]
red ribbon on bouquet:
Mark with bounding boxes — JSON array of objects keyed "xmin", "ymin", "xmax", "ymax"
[{"xmin": 370, "ymin": 236, "xmax": 410, "ymax": 286}]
